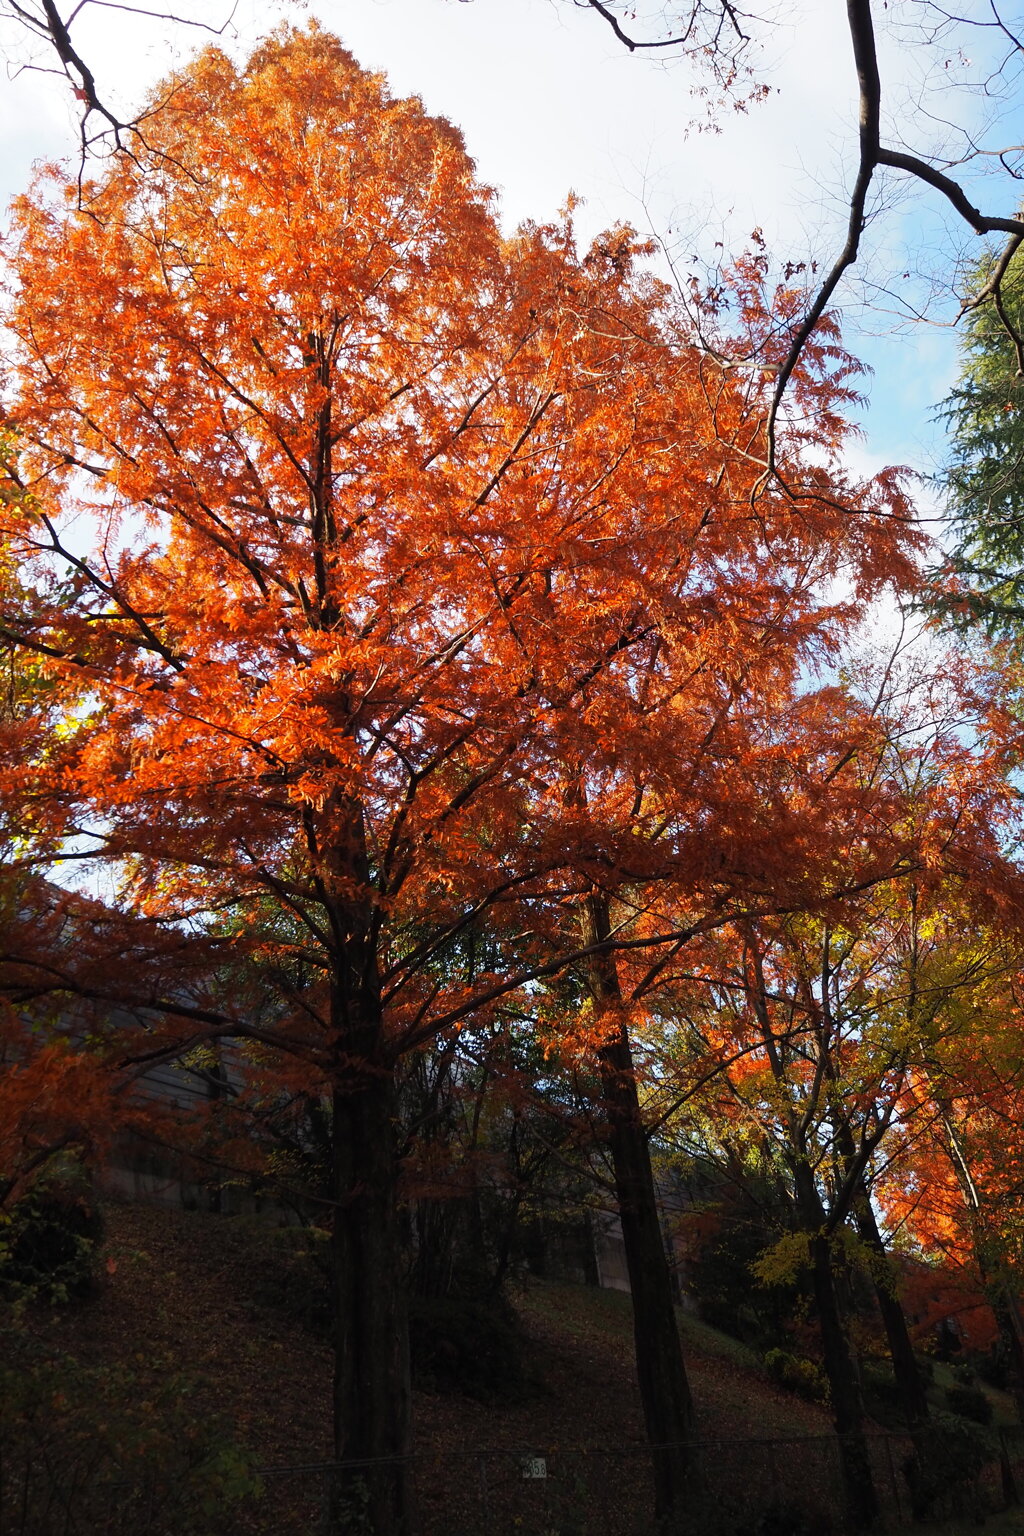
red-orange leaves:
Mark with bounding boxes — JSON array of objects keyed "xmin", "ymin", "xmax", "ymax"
[{"xmin": 0, "ymin": 25, "xmax": 926, "ymax": 1079}]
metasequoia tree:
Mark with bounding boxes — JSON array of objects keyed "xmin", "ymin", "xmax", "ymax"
[
  {"xmin": 17, "ymin": 0, "xmax": 1024, "ymax": 444},
  {"xmin": 555, "ymin": 655, "xmax": 929, "ymax": 1530},
  {"xmin": 18, "ymin": 0, "xmax": 1024, "ymax": 500},
  {"xmin": 0, "ymin": 26, "xmax": 925, "ymax": 1535}
]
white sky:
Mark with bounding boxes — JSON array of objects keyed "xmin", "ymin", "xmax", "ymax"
[{"xmin": 1, "ymin": 0, "xmax": 1017, "ymax": 504}]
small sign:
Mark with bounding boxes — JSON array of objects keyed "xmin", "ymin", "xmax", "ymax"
[{"xmin": 521, "ymin": 1457, "xmax": 547, "ymax": 1480}]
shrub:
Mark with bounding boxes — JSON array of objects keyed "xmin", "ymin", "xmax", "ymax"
[
  {"xmin": 0, "ymin": 1184, "xmax": 103, "ymax": 1302},
  {"xmin": 859, "ymin": 1360, "xmax": 903, "ymax": 1424},
  {"xmin": 236, "ymin": 1222, "xmax": 532, "ymax": 1405},
  {"xmin": 763, "ymin": 1348, "xmax": 828, "ymax": 1402},
  {"xmin": 409, "ymin": 1293, "xmax": 527, "ymax": 1400},
  {"xmin": 0, "ymin": 1330, "xmax": 260, "ymax": 1535},
  {"xmin": 945, "ymin": 1383, "xmax": 994, "ymax": 1425},
  {"xmin": 241, "ymin": 1221, "xmax": 332, "ymax": 1333},
  {"xmin": 686, "ymin": 1209, "xmax": 803, "ymax": 1348},
  {"xmin": 903, "ymin": 1411, "xmax": 995, "ymax": 1521},
  {"xmin": 975, "ymin": 1346, "xmax": 1009, "ymax": 1391},
  {"xmin": 913, "ymin": 1352, "xmax": 935, "ymax": 1381}
]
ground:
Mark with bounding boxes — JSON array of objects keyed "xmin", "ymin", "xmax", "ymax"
[{"xmin": 19, "ymin": 1200, "xmax": 1021, "ymax": 1535}]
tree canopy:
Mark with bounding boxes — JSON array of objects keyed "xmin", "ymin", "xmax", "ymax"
[{"xmin": 2, "ymin": 21, "xmax": 1024, "ymax": 1536}]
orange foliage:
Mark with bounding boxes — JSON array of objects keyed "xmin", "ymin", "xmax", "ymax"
[
  {"xmin": 0, "ymin": 26, "xmax": 930, "ymax": 1086},
  {"xmin": 4, "ymin": 25, "xmax": 1023, "ymax": 1488}
]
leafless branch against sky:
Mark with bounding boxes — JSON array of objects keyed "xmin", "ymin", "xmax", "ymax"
[
  {"xmin": 2, "ymin": 0, "xmax": 238, "ymax": 158},
  {"xmin": 570, "ymin": 0, "xmax": 1024, "ymax": 490}
]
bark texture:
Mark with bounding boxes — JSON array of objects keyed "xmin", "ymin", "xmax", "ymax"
[
  {"xmin": 790, "ymin": 1155, "xmax": 880, "ymax": 1531},
  {"xmin": 331, "ymin": 1074, "xmax": 413, "ymax": 1536},
  {"xmin": 583, "ymin": 893, "xmax": 703, "ymax": 1535},
  {"xmin": 326, "ymin": 799, "xmax": 414, "ymax": 1536}
]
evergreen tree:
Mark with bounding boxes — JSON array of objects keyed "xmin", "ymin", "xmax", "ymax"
[{"xmin": 940, "ymin": 252, "xmax": 1024, "ymax": 639}]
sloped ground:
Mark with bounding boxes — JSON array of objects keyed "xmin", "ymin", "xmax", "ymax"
[
  {"xmin": 53, "ymin": 1203, "xmax": 834, "ymax": 1451},
  {"xmin": 520, "ymin": 1281, "xmax": 834, "ymax": 1440},
  {"xmin": 25, "ymin": 1200, "xmax": 1014, "ymax": 1535}
]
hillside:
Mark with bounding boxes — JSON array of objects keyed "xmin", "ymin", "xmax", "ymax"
[{"xmin": 14, "ymin": 1200, "xmax": 1016, "ymax": 1535}]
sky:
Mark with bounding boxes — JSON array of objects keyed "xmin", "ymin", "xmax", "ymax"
[{"xmin": 0, "ymin": 0, "xmax": 1018, "ymax": 514}]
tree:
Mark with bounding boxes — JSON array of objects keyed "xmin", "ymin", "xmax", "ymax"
[
  {"xmin": 939, "ymin": 252, "xmax": 1024, "ymax": 639},
  {"xmin": 0, "ymin": 449, "xmax": 136, "ymax": 1215},
  {"xmin": 20, "ymin": 0, "xmax": 1024, "ymax": 540},
  {"xmin": 640, "ymin": 650, "xmax": 1024, "ymax": 1527},
  {"xmin": 879, "ymin": 939, "xmax": 1024, "ymax": 1420},
  {"xmin": 0, "ymin": 25, "xmax": 924, "ymax": 1534},
  {"xmin": 16, "ymin": 0, "xmax": 1024, "ymax": 470}
]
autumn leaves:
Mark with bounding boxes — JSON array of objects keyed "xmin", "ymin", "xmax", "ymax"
[{"xmin": 1, "ymin": 25, "xmax": 1023, "ymax": 1536}]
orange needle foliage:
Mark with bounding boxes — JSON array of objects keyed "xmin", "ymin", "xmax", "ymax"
[
  {"xmin": 0, "ymin": 34, "xmax": 922, "ymax": 1035},
  {"xmin": 0, "ymin": 25, "xmax": 932, "ymax": 1528}
]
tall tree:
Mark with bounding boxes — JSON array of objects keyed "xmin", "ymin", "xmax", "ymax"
[
  {"xmin": 880, "ymin": 941, "xmax": 1024, "ymax": 1421},
  {"xmin": 939, "ymin": 252, "xmax": 1024, "ymax": 639},
  {"xmin": 641, "ymin": 653, "xmax": 1024, "ymax": 1527},
  {"xmin": 0, "ymin": 27, "xmax": 921, "ymax": 1534},
  {"xmin": 14, "ymin": 0, "xmax": 1024, "ymax": 466},
  {"xmin": 0, "ymin": 446, "xmax": 138, "ymax": 1214}
]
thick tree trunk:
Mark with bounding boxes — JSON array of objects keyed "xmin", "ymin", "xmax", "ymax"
[
  {"xmin": 330, "ymin": 1073, "xmax": 414, "ymax": 1536},
  {"xmin": 985, "ymin": 1280, "xmax": 1024, "ymax": 1425},
  {"xmin": 849, "ymin": 1197, "xmax": 933, "ymax": 1524},
  {"xmin": 857, "ymin": 1216, "xmax": 929, "ymax": 1426},
  {"xmin": 600, "ymin": 1025, "xmax": 703, "ymax": 1533},
  {"xmin": 583, "ymin": 894, "xmax": 703, "ymax": 1536},
  {"xmin": 324, "ymin": 794, "xmax": 414, "ymax": 1536},
  {"xmin": 939, "ymin": 1107, "xmax": 1024, "ymax": 1424}
]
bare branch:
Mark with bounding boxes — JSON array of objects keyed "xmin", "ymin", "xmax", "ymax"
[
  {"xmin": 2, "ymin": 0, "xmax": 238, "ymax": 161},
  {"xmin": 573, "ymin": 0, "xmax": 1024, "ymax": 495},
  {"xmin": 579, "ymin": 0, "xmax": 750, "ymax": 53}
]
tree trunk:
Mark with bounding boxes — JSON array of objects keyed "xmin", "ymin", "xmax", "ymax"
[
  {"xmin": 939, "ymin": 1106, "xmax": 1024, "ymax": 1424},
  {"xmin": 324, "ymin": 794, "xmax": 414, "ymax": 1536},
  {"xmin": 790, "ymin": 1151, "xmax": 879, "ymax": 1531},
  {"xmin": 830, "ymin": 1103, "xmax": 924, "ymax": 1514},
  {"xmin": 847, "ymin": 1193, "xmax": 933, "ymax": 1523},
  {"xmin": 807, "ymin": 1229, "xmax": 880, "ymax": 1530},
  {"xmin": 986, "ymin": 1282, "xmax": 1024, "ymax": 1425},
  {"xmin": 582, "ymin": 894, "xmax": 703, "ymax": 1535},
  {"xmin": 857, "ymin": 1216, "xmax": 929, "ymax": 1425},
  {"xmin": 331, "ymin": 1073, "xmax": 414, "ymax": 1536},
  {"xmin": 835, "ymin": 1129, "xmax": 928, "ymax": 1429}
]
